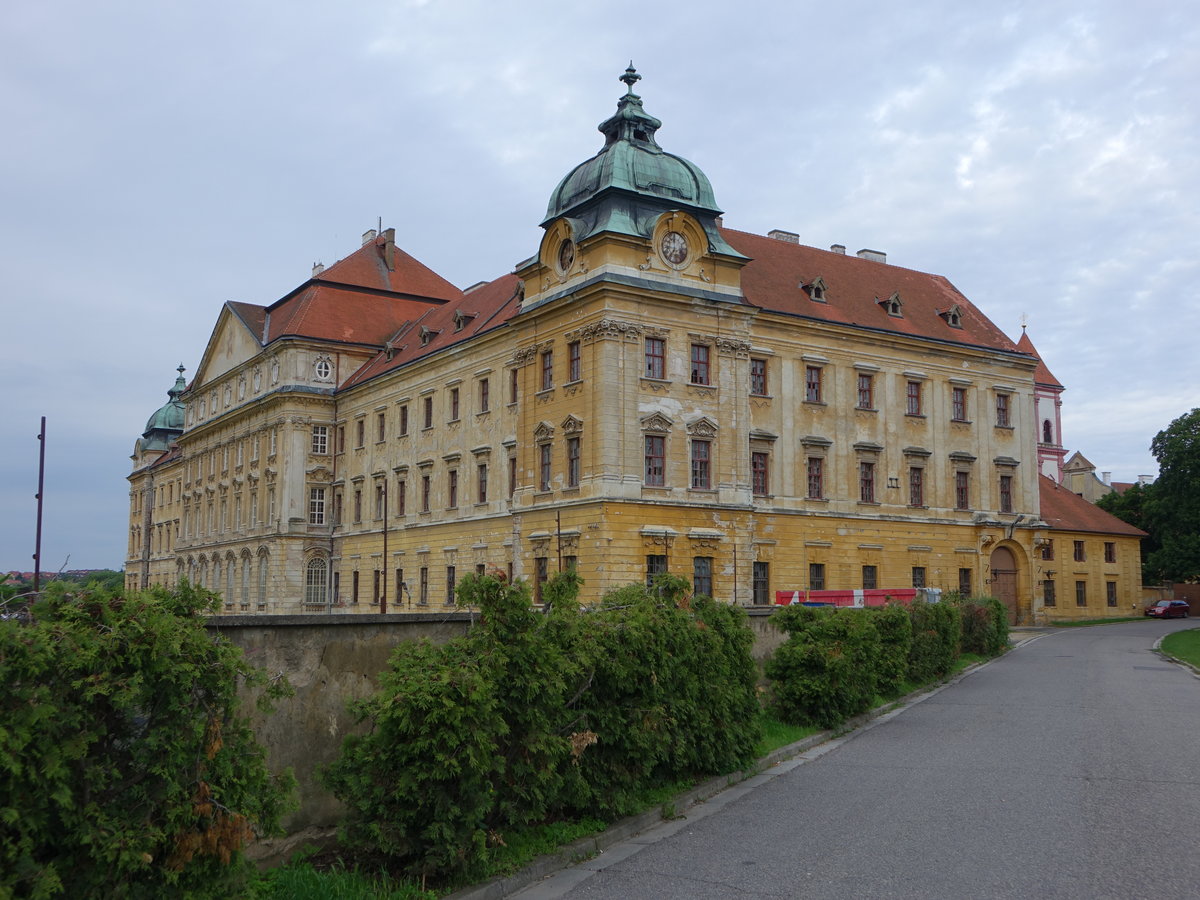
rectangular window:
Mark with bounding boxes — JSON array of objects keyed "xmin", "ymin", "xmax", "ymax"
[
  {"xmin": 336, "ymin": 425, "xmax": 345, "ymax": 453},
  {"xmin": 508, "ymin": 456, "xmax": 517, "ymax": 498},
  {"xmin": 753, "ymin": 561, "xmax": 770, "ymax": 605},
  {"xmin": 750, "ymin": 358, "xmax": 767, "ymax": 396},
  {"xmin": 690, "ymin": 344, "xmax": 710, "ymax": 385},
  {"xmin": 996, "ymin": 393, "xmax": 1010, "ymax": 427},
  {"xmin": 999, "ymin": 474, "xmax": 1013, "ymax": 513},
  {"xmin": 423, "ymin": 396, "xmax": 433, "ymax": 429},
  {"xmin": 645, "ymin": 337, "xmax": 665, "ymax": 379},
  {"xmin": 353, "ymin": 489, "xmax": 362, "ymax": 523},
  {"xmin": 539, "ymin": 443, "xmax": 552, "ymax": 491},
  {"xmin": 534, "ymin": 557, "xmax": 549, "ymax": 603},
  {"xmin": 479, "ymin": 378, "xmax": 490, "ymax": 413},
  {"xmin": 809, "ymin": 562, "xmax": 825, "ymax": 591},
  {"xmin": 646, "ymin": 554, "xmax": 668, "ymax": 587},
  {"xmin": 1041, "ymin": 539, "xmax": 1054, "ymax": 561},
  {"xmin": 693, "ymin": 556, "xmax": 713, "ymax": 598},
  {"xmin": 355, "ymin": 419, "xmax": 365, "ymax": 448},
  {"xmin": 909, "ymin": 467, "xmax": 924, "ymax": 507},
  {"xmin": 959, "ymin": 568, "xmax": 972, "ymax": 595},
  {"xmin": 1104, "ymin": 541, "xmax": 1116, "ymax": 563},
  {"xmin": 566, "ymin": 436, "xmax": 580, "ymax": 488},
  {"xmin": 395, "ymin": 568, "xmax": 404, "ymax": 601},
  {"xmin": 805, "ymin": 366, "xmax": 822, "ymax": 403},
  {"xmin": 509, "ymin": 368, "xmax": 519, "ymax": 404},
  {"xmin": 397, "ymin": 478, "xmax": 406, "ymax": 516},
  {"xmin": 1043, "ymin": 579, "xmax": 1057, "ymax": 606},
  {"xmin": 645, "ymin": 435, "xmax": 665, "ymax": 486},
  {"xmin": 857, "ymin": 373, "xmax": 874, "ymax": 409},
  {"xmin": 1075, "ymin": 581, "xmax": 1087, "ymax": 607},
  {"xmin": 955, "ymin": 471, "xmax": 970, "ymax": 510},
  {"xmin": 906, "ymin": 380, "xmax": 922, "ymax": 416},
  {"xmin": 374, "ymin": 482, "xmax": 385, "ymax": 519},
  {"xmin": 448, "ymin": 469, "xmax": 458, "ymax": 508},
  {"xmin": 862, "ymin": 565, "xmax": 878, "ymax": 590},
  {"xmin": 1074, "ymin": 540, "xmax": 1086, "ymax": 562},
  {"xmin": 1106, "ymin": 581, "xmax": 1118, "ymax": 607},
  {"xmin": 419, "ymin": 566, "xmax": 428, "ymax": 605},
  {"xmin": 352, "ymin": 570, "xmax": 359, "ymax": 604},
  {"xmin": 311, "ymin": 425, "xmax": 328, "ymax": 455},
  {"xmin": 308, "ymin": 487, "xmax": 326, "ymax": 525},
  {"xmin": 807, "ymin": 457, "xmax": 824, "ymax": 500},
  {"xmin": 859, "ymin": 461, "xmax": 876, "ymax": 503},
  {"xmin": 541, "ymin": 350, "xmax": 554, "ymax": 391},
  {"xmin": 563, "ymin": 556, "xmax": 577, "ymax": 573},
  {"xmin": 751, "ymin": 451, "xmax": 769, "ymax": 496},
  {"xmin": 446, "ymin": 566, "xmax": 456, "ymax": 606},
  {"xmin": 372, "ymin": 569, "xmax": 381, "ymax": 605},
  {"xmin": 477, "ymin": 463, "xmax": 488, "ymax": 503},
  {"xmin": 421, "ymin": 474, "xmax": 431, "ymax": 513},
  {"xmin": 691, "ymin": 439, "xmax": 711, "ymax": 489},
  {"xmin": 912, "ymin": 566, "xmax": 927, "ymax": 588},
  {"xmin": 377, "ymin": 412, "xmax": 386, "ymax": 442},
  {"xmin": 568, "ymin": 340, "xmax": 581, "ymax": 382},
  {"xmin": 952, "ymin": 387, "xmax": 968, "ymax": 422},
  {"xmin": 450, "ymin": 387, "xmax": 460, "ymax": 421},
  {"xmin": 399, "ymin": 405, "xmax": 409, "ymax": 436}
]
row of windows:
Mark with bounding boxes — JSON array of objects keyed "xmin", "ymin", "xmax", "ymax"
[
  {"xmin": 183, "ymin": 552, "xmax": 270, "ymax": 609},
  {"xmin": 183, "ymin": 487, "xmax": 277, "ymax": 539},
  {"xmin": 1039, "ymin": 539, "xmax": 1118, "ymax": 564},
  {"xmin": 186, "ymin": 429, "xmax": 279, "ymax": 484},
  {"xmin": 1042, "ymin": 579, "xmax": 1121, "ymax": 607},
  {"xmin": 801, "ymin": 562, "xmax": 961, "ymax": 592}
]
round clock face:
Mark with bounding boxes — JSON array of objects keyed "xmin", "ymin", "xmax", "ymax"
[
  {"xmin": 661, "ymin": 231, "xmax": 689, "ymax": 266},
  {"xmin": 557, "ymin": 238, "xmax": 575, "ymax": 273}
]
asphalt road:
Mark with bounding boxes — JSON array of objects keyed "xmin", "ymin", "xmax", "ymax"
[{"xmin": 516, "ymin": 620, "xmax": 1200, "ymax": 900}]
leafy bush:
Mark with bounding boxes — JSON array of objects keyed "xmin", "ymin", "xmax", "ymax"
[
  {"xmin": 906, "ymin": 599, "xmax": 962, "ymax": 682},
  {"xmin": 0, "ymin": 582, "xmax": 294, "ymax": 899},
  {"xmin": 325, "ymin": 572, "xmax": 761, "ymax": 882},
  {"xmin": 764, "ymin": 608, "xmax": 882, "ymax": 728},
  {"xmin": 957, "ymin": 595, "xmax": 1009, "ymax": 657},
  {"xmin": 870, "ymin": 603, "xmax": 914, "ymax": 696}
]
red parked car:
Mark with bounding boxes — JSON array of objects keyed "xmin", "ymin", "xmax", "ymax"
[{"xmin": 1145, "ymin": 600, "xmax": 1191, "ymax": 618}]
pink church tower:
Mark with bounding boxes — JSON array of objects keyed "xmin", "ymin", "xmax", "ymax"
[{"xmin": 1016, "ymin": 329, "xmax": 1066, "ymax": 483}]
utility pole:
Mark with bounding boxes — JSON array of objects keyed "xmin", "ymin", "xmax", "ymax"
[{"xmin": 33, "ymin": 417, "xmax": 46, "ymax": 592}]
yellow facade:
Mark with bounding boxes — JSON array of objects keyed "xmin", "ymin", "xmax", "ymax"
[{"xmin": 127, "ymin": 71, "xmax": 1144, "ymax": 623}]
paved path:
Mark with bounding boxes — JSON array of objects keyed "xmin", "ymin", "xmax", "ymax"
[{"xmin": 517, "ymin": 620, "xmax": 1200, "ymax": 899}]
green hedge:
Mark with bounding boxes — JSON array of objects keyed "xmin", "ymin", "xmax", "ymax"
[
  {"xmin": 324, "ymin": 573, "xmax": 761, "ymax": 882},
  {"xmin": 906, "ymin": 599, "xmax": 961, "ymax": 683}
]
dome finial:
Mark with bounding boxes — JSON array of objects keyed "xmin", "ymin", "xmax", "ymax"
[{"xmin": 620, "ymin": 62, "xmax": 641, "ymax": 96}]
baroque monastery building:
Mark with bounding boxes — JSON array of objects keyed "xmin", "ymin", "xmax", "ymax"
[{"xmin": 127, "ymin": 68, "xmax": 1144, "ymax": 624}]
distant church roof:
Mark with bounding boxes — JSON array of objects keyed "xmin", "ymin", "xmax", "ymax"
[{"xmin": 1015, "ymin": 330, "xmax": 1064, "ymax": 389}]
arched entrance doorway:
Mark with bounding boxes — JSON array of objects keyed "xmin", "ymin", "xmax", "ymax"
[{"xmin": 990, "ymin": 546, "xmax": 1019, "ymax": 625}]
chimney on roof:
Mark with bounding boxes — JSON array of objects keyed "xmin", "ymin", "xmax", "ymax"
[
  {"xmin": 312, "ymin": 262, "xmax": 325, "ymax": 277},
  {"xmin": 1138, "ymin": 475, "xmax": 1153, "ymax": 485},
  {"xmin": 768, "ymin": 229, "xmax": 799, "ymax": 244},
  {"xmin": 362, "ymin": 229, "xmax": 377, "ymax": 246},
  {"xmin": 856, "ymin": 248, "xmax": 887, "ymax": 263},
  {"xmin": 830, "ymin": 244, "xmax": 846, "ymax": 255},
  {"xmin": 1102, "ymin": 471, "xmax": 1111, "ymax": 484},
  {"xmin": 380, "ymin": 227, "xmax": 396, "ymax": 271}
]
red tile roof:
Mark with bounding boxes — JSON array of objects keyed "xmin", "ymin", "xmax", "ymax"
[
  {"xmin": 1038, "ymin": 474, "xmax": 1146, "ymax": 537},
  {"xmin": 722, "ymin": 228, "xmax": 1025, "ymax": 355},
  {"xmin": 342, "ymin": 274, "xmax": 524, "ymax": 389},
  {"xmin": 314, "ymin": 231, "xmax": 462, "ymax": 302},
  {"xmin": 1015, "ymin": 331, "xmax": 1064, "ymax": 389},
  {"xmin": 265, "ymin": 283, "xmax": 442, "ymax": 347}
]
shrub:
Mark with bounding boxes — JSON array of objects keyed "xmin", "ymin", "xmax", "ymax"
[
  {"xmin": 765, "ymin": 608, "xmax": 882, "ymax": 728},
  {"xmin": 957, "ymin": 595, "xmax": 1009, "ymax": 656},
  {"xmin": 0, "ymin": 582, "xmax": 294, "ymax": 899},
  {"xmin": 870, "ymin": 603, "xmax": 914, "ymax": 696},
  {"xmin": 906, "ymin": 599, "xmax": 961, "ymax": 682}
]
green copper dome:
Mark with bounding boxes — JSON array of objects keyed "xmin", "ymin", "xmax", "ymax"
[
  {"xmin": 139, "ymin": 365, "xmax": 187, "ymax": 452},
  {"xmin": 542, "ymin": 66, "xmax": 741, "ymax": 257}
]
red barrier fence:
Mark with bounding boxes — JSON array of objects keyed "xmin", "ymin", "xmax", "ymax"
[{"xmin": 774, "ymin": 588, "xmax": 922, "ymax": 607}]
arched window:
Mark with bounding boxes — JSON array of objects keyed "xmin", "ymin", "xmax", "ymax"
[
  {"xmin": 1043, "ymin": 419, "xmax": 1053, "ymax": 443},
  {"xmin": 305, "ymin": 558, "xmax": 328, "ymax": 606},
  {"xmin": 241, "ymin": 554, "xmax": 251, "ymax": 608},
  {"xmin": 257, "ymin": 552, "xmax": 269, "ymax": 608}
]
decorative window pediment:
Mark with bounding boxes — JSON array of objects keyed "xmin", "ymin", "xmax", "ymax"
[
  {"xmin": 938, "ymin": 304, "xmax": 964, "ymax": 328},
  {"xmin": 803, "ymin": 276, "xmax": 828, "ymax": 302},
  {"xmin": 533, "ymin": 420, "xmax": 555, "ymax": 442},
  {"xmin": 686, "ymin": 416, "xmax": 719, "ymax": 438},
  {"xmin": 561, "ymin": 414, "xmax": 583, "ymax": 434},
  {"xmin": 878, "ymin": 291, "xmax": 903, "ymax": 317},
  {"xmin": 640, "ymin": 412, "xmax": 674, "ymax": 434}
]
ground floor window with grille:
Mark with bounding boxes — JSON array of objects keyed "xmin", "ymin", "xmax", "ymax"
[
  {"xmin": 959, "ymin": 568, "xmax": 972, "ymax": 595},
  {"xmin": 534, "ymin": 556, "xmax": 548, "ymax": 603},
  {"xmin": 693, "ymin": 556, "xmax": 713, "ymax": 598},
  {"xmin": 912, "ymin": 566, "xmax": 926, "ymax": 588},
  {"xmin": 351, "ymin": 570, "xmax": 360, "ymax": 604},
  {"xmin": 446, "ymin": 565, "xmax": 456, "ymax": 605},
  {"xmin": 419, "ymin": 566, "xmax": 429, "ymax": 605},
  {"xmin": 1075, "ymin": 581, "xmax": 1087, "ymax": 607},
  {"xmin": 862, "ymin": 565, "xmax": 877, "ymax": 590},
  {"xmin": 753, "ymin": 561, "xmax": 770, "ymax": 605},
  {"xmin": 646, "ymin": 554, "xmax": 668, "ymax": 587},
  {"xmin": 1106, "ymin": 581, "xmax": 1118, "ymax": 607},
  {"xmin": 1043, "ymin": 579, "xmax": 1056, "ymax": 606},
  {"xmin": 809, "ymin": 562, "xmax": 825, "ymax": 591}
]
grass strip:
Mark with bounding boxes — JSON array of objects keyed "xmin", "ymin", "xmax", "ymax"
[{"xmin": 1161, "ymin": 628, "xmax": 1200, "ymax": 668}]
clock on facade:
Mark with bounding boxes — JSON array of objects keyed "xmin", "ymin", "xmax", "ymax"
[{"xmin": 661, "ymin": 231, "xmax": 689, "ymax": 266}]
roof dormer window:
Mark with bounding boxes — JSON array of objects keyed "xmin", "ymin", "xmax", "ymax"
[
  {"xmin": 878, "ymin": 292, "xmax": 903, "ymax": 317},
  {"xmin": 938, "ymin": 304, "xmax": 963, "ymax": 328},
  {"xmin": 453, "ymin": 310, "xmax": 476, "ymax": 333},
  {"xmin": 804, "ymin": 277, "xmax": 828, "ymax": 302},
  {"xmin": 420, "ymin": 325, "xmax": 440, "ymax": 347}
]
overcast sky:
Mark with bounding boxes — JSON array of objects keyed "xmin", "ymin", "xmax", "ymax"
[{"xmin": 2, "ymin": 0, "xmax": 1196, "ymax": 572}]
